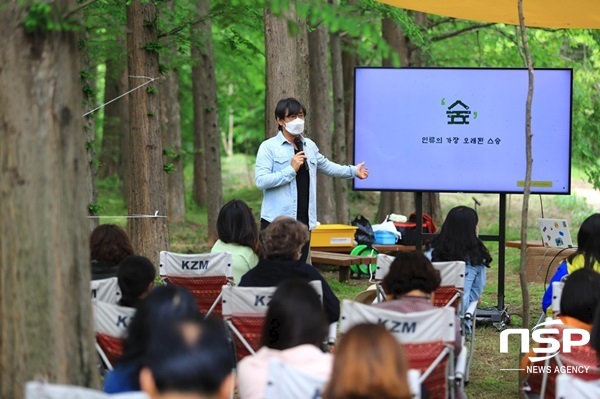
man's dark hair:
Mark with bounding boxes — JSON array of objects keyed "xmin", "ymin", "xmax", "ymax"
[
  {"xmin": 117, "ymin": 255, "xmax": 156, "ymax": 308},
  {"xmin": 560, "ymin": 268, "xmax": 600, "ymax": 324},
  {"xmin": 144, "ymin": 317, "xmax": 234, "ymax": 395},
  {"xmin": 274, "ymin": 98, "xmax": 307, "ymax": 131},
  {"xmin": 382, "ymin": 252, "xmax": 441, "ymax": 297},
  {"xmin": 261, "ymin": 279, "xmax": 328, "ymax": 349}
]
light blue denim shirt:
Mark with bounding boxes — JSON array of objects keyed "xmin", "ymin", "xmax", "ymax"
[{"xmin": 255, "ymin": 131, "xmax": 357, "ymax": 230}]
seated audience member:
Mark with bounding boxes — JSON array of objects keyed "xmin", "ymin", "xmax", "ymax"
[
  {"xmin": 211, "ymin": 199, "xmax": 261, "ymax": 283},
  {"xmin": 375, "ymin": 251, "xmax": 461, "ymax": 355},
  {"xmin": 90, "ymin": 224, "xmax": 135, "ymax": 280},
  {"xmin": 117, "ymin": 255, "xmax": 156, "ymax": 308},
  {"xmin": 140, "ymin": 317, "xmax": 234, "ymax": 399},
  {"xmin": 322, "ymin": 323, "xmax": 411, "ymax": 399},
  {"xmin": 103, "ymin": 285, "xmax": 202, "ymax": 393},
  {"xmin": 590, "ymin": 300, "xmax": 600, "ymax": 362},
  {"xmin": 239, "ymin": 216, "xmax": 340, "ymax": 323},
  {"xmin": 523, "ymin": 268, "xmax": 600, "ymax": 395},
  {"xmin": 542, "ymin": 213, "xmax": 600, "ymax": 314},
  {"xmin": 237, "ymin": 279, "xmax": 332, "ymax": 399}
]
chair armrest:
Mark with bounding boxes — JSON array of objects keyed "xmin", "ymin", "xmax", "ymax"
[
  {"xmin": 455, "ymin": 346, "xmax": 467, "ymax": 380},
  {"xmin": 327, "ymin": 322, "xmax": 338, "ymax": 344},
  {"xmin": 464, "ymin": 301, "xmax": 478, "ymax": 320}
]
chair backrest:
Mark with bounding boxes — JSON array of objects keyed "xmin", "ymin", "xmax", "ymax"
[
  {"xmin": 556, "ymin": 374, "xmax": 600, "ymax": 399},
  {"xmin": 264, "ymin": 358, "xmax": 328, "ymax": 399},
  {"xmin": 91, "ymin": 277, "xmax": 121, "ymax": 304},
  {"xmin": 222, "ymin": 282, "xmax": 323, "ymax": 361},
  {"xmin": 25, "ymin": 381, "xmax": 149, "ymax": 399},
  {"xmin": 340, "ymin": 300, "xmax": 455, "ymax": 399},
  {"xmin": 160, "ymin": 251, "xmax": 233, "ymax": 316},
  {"xmin": 551, "ymin": 281, "xmax": 565, "ymax": 316},
  {"xmin": 93, "ymin": 301, "xmax": 136, "ymax": 369},
  {"xmin": 431, "ymin": 261, "xmax": 466, "ymax": 311},
  {"xmin": 374, "ymin": 254, "xmax": 394, "ymax": 281}
]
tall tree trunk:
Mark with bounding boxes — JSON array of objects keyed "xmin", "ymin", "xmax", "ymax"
[
  {"xmin": 117, "ymin": 68, "xmax": 131, "ymax": 198},
  {"xmin": 341, "ymin": 47, "xmax": 356, "ymax": 166},
  {"xmin": 79, "ymin": 28, "xmax": 98, "ymax": 230},
  {"xmin": 161, "ymin": 69, "xmax": 186, "ymax": 223},
  {"xmin": 99, "ymin": 57, "xmax": 125, "ymax": 179},
  {"xmin": 0, "ymin": 2, "xmax": 98, "ymax": 397},
  {"xmin": 517, "ymin": 1, "xmax": 533, "ymax": 395},
  {"xmin": 191, "ymin": 32, "xmax": 207, "ymax": 207},
  {"xmin": 330, "ymin": 3, "xmax": 349, "ymax": 223},
  {"xmin": 309, "ymin": 24, "xmax": 335, "ymax": 224},
  {"xmin": 194, "ymin": 0, "xmax": 223, "ymax": 244},
  {"xmin": 376, "ymin": 18, "xmax": 414, "ymax": 222},
  {"xmin": 126, "ymin": 0, "xmax": 170, "ymax": 267},
  {"xmin": 264, "ymin": 3, "xmax": 310, "ymax": 138}
]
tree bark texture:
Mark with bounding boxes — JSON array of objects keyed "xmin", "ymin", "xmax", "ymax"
[
  {"xmin": 191, "ymin": 30, "xmax": 208, "ymax": 207},
  {"xmin": 308, "ymin": 25, "xmax": 335, "ymax": 224},
  {"xmin": 99, "ymin": 57, "xmax": 126, "ymax": 179},
  {"xmin": 0, "ymin": 2, "xmax": 99, "ymax": 397},
  {"xmin": 193, "ymin": 0, "xmax": 223, "ymax": 243},
  {"xmin": 264, "ymin": 3, "xmax": 310, "ymax": 138},
  {"xmin": 117, "ymin": 67, "xmax": 131, "ymax": 198},
  {"xmin": 160, "ymin": 70, "xmax": 186, "ymax": 223},
  {"xmin": 341, "ymin": 46, "xmax": 356, "ymax": 168},
  {"xmin": 80, "ymin": 29, "xmax": 99, "ymax": 230},
  {"xmin": 126, "ymin": 0, "xmax": 170, "ymax": 267},
  {"xmin": 329, "ymin": 10, "xmax": 349, "ymax": 224},
  {"xmin": 517, "ymin": 1, "xmax": 534, "ymax": 394}
]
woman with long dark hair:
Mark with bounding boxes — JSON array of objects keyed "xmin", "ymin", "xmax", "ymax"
[
  {"xmin": 542, "ymin": 213, "xmax": 600, "ymax": 314},
  {"xmin": 430, "ymin": 206, "xmax": 492, "ymax": 318},
  {"xmin": 237, "ymin": 279, "xmax": 331, "ymax": 399},
  {"xmin": 211, "ymin": 199, "xmax": 261, "ymax": 283}
]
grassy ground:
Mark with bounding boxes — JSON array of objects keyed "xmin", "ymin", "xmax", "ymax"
[{"xmin": 96, "ymin": 154, "xmax": 597, "ymax": 399}]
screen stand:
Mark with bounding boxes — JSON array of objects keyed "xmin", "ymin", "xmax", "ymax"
[{"xmin": 414, "ymin": 192, "xmax": 508, "ymax": 331}]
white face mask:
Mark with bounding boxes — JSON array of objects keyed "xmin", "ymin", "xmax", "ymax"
[{"xmin": 284, "ymin": 118, "xmax": 305, "ymax": 135}]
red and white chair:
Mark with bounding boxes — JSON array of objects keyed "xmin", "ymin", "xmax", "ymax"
[
  {"xmin": 93, "ymin": 300, "xmax": 136, "ymax": 370},
  {"xmin": 340, "ymin": 300, "xmax": 458, "ymax": 399},
  {"xmin": 90, "ymin": 277, "xmax": 121, "ymax": 304},
  {"xmin": 222, "ymin": 282, "xmax": 324, "ymax": 362},
  {"xmin": 160, "ymin": 251, "xmax": 233, "ymax": 317},
  {"xmin": 25, "ymin": 381, "xmax": 148, "ymax": 399}
]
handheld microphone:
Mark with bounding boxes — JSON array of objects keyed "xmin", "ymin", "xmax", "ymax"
[{"xmin": 294, "ymin": 137, "xmax": 309, "ymax": 171}]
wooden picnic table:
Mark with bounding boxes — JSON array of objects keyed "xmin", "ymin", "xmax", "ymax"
[
  {"xmin": 310, "ymin": 244, "xmax": 418, "ymax": 254},
  {"xmin": 310, "ymin": 250, "xmax": 377, "ymax": 282}
]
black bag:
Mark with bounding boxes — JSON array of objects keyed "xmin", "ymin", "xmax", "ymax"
[{"xmin": 351, "ymin": 215, "xmax": 375, "ymax": 245}]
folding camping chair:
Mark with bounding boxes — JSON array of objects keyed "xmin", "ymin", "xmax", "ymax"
[
  {"xmin": 373, "ymin": 253, "xmax": 394, "ymax": 302},
  {"xmin": 222, "ymin": 282, "xmax": 324, "ymax": 362},
  {"xmin": 93, "ymin": 300, "xmax": 136, "ymax": 371},
  {"xmin": 25, "ymin": 381, "xmax": 149, "ymax": 399},
  {"xmin": 90, "ymin": 277, "xmax": 121, "ymax": 304},
  {"xmin": 160, "ymin": 251, "xmax": 233, "ymax": 317},
  {"xmin": 556, "ymin": 374, "xmax": 600, "ymax": 399},
  {"xmin": 264, "ymin": 358, "xmax": 328, "ymax": 399},
  {"xmin": 340, "ymin": 300, "xmax": 459, "ymax": 399},
  {"xmin": 526, "ymin": 325, "xmax": 599, "ymax": 399}
]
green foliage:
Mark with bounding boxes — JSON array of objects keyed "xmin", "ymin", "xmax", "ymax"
[
  {"xmin": 82, "ymin": 84, "xmax": 96, "ymax": 98},
  {"xmin": 24, "ymin": 2, "xmax": 81, "ymax": 33},
  {"xmin": 88, "ymin": 202, "xmax": 103, "ymax": 215},
  {"xmin": 163, "ymin": 162, "xmax": 176, "ymax": 174},
  {"xmin": 141, "ymin": 41, "xmax": 164, "ymax": 53},
  {"xmin": 146, "ymin": 86, "xmax": 158, "ymax": 94},
  {"xmin": 163, "ymin": 147, "xmax": 180, "ymax": 159}
]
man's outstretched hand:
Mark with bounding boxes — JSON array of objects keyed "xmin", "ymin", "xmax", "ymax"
[{"xmin": 356, "ymin": 162, "xmax": 369, "ymax": 179}]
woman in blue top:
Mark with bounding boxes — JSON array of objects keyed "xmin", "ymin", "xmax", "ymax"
[
  {"xmin": 430, "ymin": 206, "xmax": 492, "ymax": 317},
  {"xmin": 541, "ymin": 213, "xmax": 600, "ymax": 315}
]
